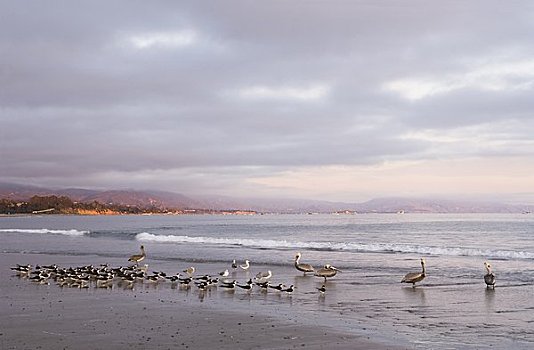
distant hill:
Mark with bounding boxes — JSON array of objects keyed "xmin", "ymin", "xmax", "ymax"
[
  {"xmin": 349, "ymin": 197, "xmax": 530, "ymax": 214},
  {"xmin": 0, "ymin": 183, "xmax": 200, "ymax": 210},
  {"xmin": 0, "ymin": 182, "xmax": 532, "ymax": 213}
]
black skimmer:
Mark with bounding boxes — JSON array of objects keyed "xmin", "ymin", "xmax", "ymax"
[
  {"xmin": 236, "ymin": 279, "xmax": 253, "ymax": 291},
  {"xmin": 219, "ymin": 280, "xmax": 237, "ymax": 289},
  {"xmin": 256, "ymin": 281, "xmax": 269, "ymax": 290},
  {"xmin": 282, "ymin": 285, "xmax": 294, "ymax": 294},
  {"xmin": 268, "ymin": 283, "xmax": 284, "ymax": 291},
  {"xmin": 11, "ymin": 264, "xmax": 32, "ymax": 276}
]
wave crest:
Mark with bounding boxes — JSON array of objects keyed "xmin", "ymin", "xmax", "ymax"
[
  {"xmin": 135, "ymin": 233, "xmax": 534, "ymax": 260},
  {"xmin": 0, "ymin": 228, "xmax": 88, "ymax": 236}
]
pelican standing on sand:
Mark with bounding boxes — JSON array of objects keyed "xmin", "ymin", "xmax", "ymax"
[
  {"xmin": 401, "ymin": 258, "xmax": 426, "ymax": 288},
  {"xmin": 294, "ymin": 252, "xmax": 315, "ymax": 275},
  {"xmin": 484, "ymin": 261, "xmax": 496, "ymax": 289},
  {"xmin": 128, "ymin": 245, "xmax": 146, "ymax": 265},
  {"xmin": 314, "ymin": 264, "xmax": 341, "ymax": 282}
]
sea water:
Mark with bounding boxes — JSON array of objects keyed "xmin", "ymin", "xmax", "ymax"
[{"xmin": 1, "ymin": 213, "xmax": 533, "ymax": 349}]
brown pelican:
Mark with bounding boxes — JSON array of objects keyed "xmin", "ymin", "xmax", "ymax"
[
  {"xmin": 294, "ymin": 252, "xmax": 315, "ymax": 275},
  {"xmin": 314, "ymin": 264, "xmax": 341, "ymax": 282},
  {"xmin": 401, "ymin": 258, "xmax": 426, "ymax": 288},
  {"xmin": 128, "ymin": 245, "xmax": 146, "ymax": 265},
  {"xmin": 484, "ymin": 262, "xmax": 496, "ymax": 289}
]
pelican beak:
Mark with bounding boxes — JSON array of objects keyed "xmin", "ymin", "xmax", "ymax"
[{"xmin": 332, "ymin": 266, "xmax": 342, "ymax": 272}]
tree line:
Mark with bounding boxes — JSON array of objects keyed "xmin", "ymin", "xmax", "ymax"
[{"xmin": 0, "ymin": 195, "xmax": 161, "ymax": 215}]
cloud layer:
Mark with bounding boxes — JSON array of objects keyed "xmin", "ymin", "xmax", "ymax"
[{"xmin": 1, "ymin": 1, "xmax": 534, "ymax": 202}]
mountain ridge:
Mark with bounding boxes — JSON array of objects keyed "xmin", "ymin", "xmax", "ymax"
[{"xmin": 0, "ymin": 182, "xmax": 532, "ymax": 214}]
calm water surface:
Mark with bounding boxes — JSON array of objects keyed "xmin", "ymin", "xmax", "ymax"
[{"xmin": 2, "ymin": 213, "xmax": 534, "ymax": 349}]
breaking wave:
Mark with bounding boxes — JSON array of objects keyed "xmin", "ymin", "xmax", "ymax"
[
  {"xmin": 0, "ymin": 228, "xmax": 88, "ymax": 237},
  {"xmin": 135, "ymin": 232, "xmax": 534, "ymax": 260}
]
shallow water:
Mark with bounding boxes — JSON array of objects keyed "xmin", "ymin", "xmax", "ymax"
[{"xmin": 2, "ymin": 213, "xmax": 534, "ymax": 348}]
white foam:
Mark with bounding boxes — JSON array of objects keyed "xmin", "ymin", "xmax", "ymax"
[
  {"xmin": 0, "ymin": 228, "xmax": 88, "ymax": 236},
  {"xmin": 135, "ymin": 232, "xmax": 534, "ymax": 260}
]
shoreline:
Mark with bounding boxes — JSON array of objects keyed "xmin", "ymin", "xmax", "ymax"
[{"xmin": 1, "ymin": 252, "xmax": 403, "ymax": 350}]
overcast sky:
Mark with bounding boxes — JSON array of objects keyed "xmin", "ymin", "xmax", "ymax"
[{"xmin": 1, "ymin": 1, "xmax": 534, "ymax": 203}]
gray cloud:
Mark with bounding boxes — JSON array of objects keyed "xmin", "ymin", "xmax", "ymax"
[{"xmin": 1, "ymin": 1, "xmax": 533, "ymax": 200}]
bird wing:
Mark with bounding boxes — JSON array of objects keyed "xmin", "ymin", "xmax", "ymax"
[
  {"xmin": 402, "ymin": 272, "xmax": 423, "ymax": 283},
  {"xmin": 296, "ymin": 263, "xmax": 314, "ymax": 272}
]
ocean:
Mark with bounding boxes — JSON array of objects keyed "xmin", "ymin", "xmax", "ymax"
[{"xmin": 2, "ymin": 213, "xmax": 534, "ymax": 349}]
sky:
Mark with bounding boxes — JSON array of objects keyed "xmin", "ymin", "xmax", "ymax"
[{"xmin": 1, "ymin": 1, "xmax": 534, "ymax": 203}]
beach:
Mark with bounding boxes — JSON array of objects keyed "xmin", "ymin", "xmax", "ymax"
[
  {"xmin": 1, "ymin": 214, "xmax": 534, "ymax": 349},
  {"xmin": 1, "ymin": 252, "xmax": 400, "ymax": 350}
]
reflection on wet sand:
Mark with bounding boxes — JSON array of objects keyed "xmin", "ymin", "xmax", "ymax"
[
  {"xmin": 402, "ymin": 285, "xmax": 427, "ymax": 305},
  {"xmin": 484, "ymin": 288, "xmax": 495, "ymax": 310}
]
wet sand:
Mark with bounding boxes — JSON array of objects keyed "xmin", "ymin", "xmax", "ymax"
[{"xmin": 0, "ymin": 253, "xmax": 401, "ymax": 350}]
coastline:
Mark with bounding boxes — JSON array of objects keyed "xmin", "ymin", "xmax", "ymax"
[{"xmin": 1, "ymin": 252, "xmax": 402, "ymax": 350}]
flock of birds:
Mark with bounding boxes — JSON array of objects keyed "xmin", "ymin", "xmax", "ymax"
[
  {"xmin": 399, "ymin": 257, "xmax": 496, "ymax": 289},
  {"xmin": 10, "ymin": 245, "xmax": 497, "ymax": 294}
]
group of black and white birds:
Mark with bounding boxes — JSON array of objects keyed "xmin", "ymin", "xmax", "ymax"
[
  {"xmin": 10, "ymin": 246, "xmax": 497, "ymax": 294},
  {"xmin": 9, "ymin": 248, "xmax": 312, "ymax": 295}
]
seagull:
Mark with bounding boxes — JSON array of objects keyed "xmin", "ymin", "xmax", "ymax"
[
  {"xmin": 314, "ymin": 264, "xmax": 341, "ymax": 282},
  {"xmin": 294, "ymin": 252, "xmax": 315, "ymax": 275},
  {"xmin": 254, "ymin": 270, "xmax": 272, "ymax": 284},
  {"xmin": 128, "ymin": 245, "xmax": 146, "ymax": 265},
  {"xmin": 401, "ymin": 258, "xmax": 426, "ymax": 288},
  {"xmin": 183, "ymin": 266, "xmax": 195, "ymax": 277},
  {"xmin": 231, "ymin": 260, "xmax": 238, "ymax": 269},
  {"xmin": 219, "ymin": 269, "xmax": 229, "ymax": 277},
  {"xmin": 240, "ymin": 260, "xmax": 250, "ymax": 271},
  {"xmin": 317, "ymin": 284, "xmax": 326, "ymax": 294},
  {"xmin": 484, "ymin": 261, "xmax": 496, "ymax": 289}
]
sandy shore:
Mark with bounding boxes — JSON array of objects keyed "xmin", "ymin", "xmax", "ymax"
[{"xmin": 0, "ymin": 252, "xmax": 402, "ymax": 350}]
